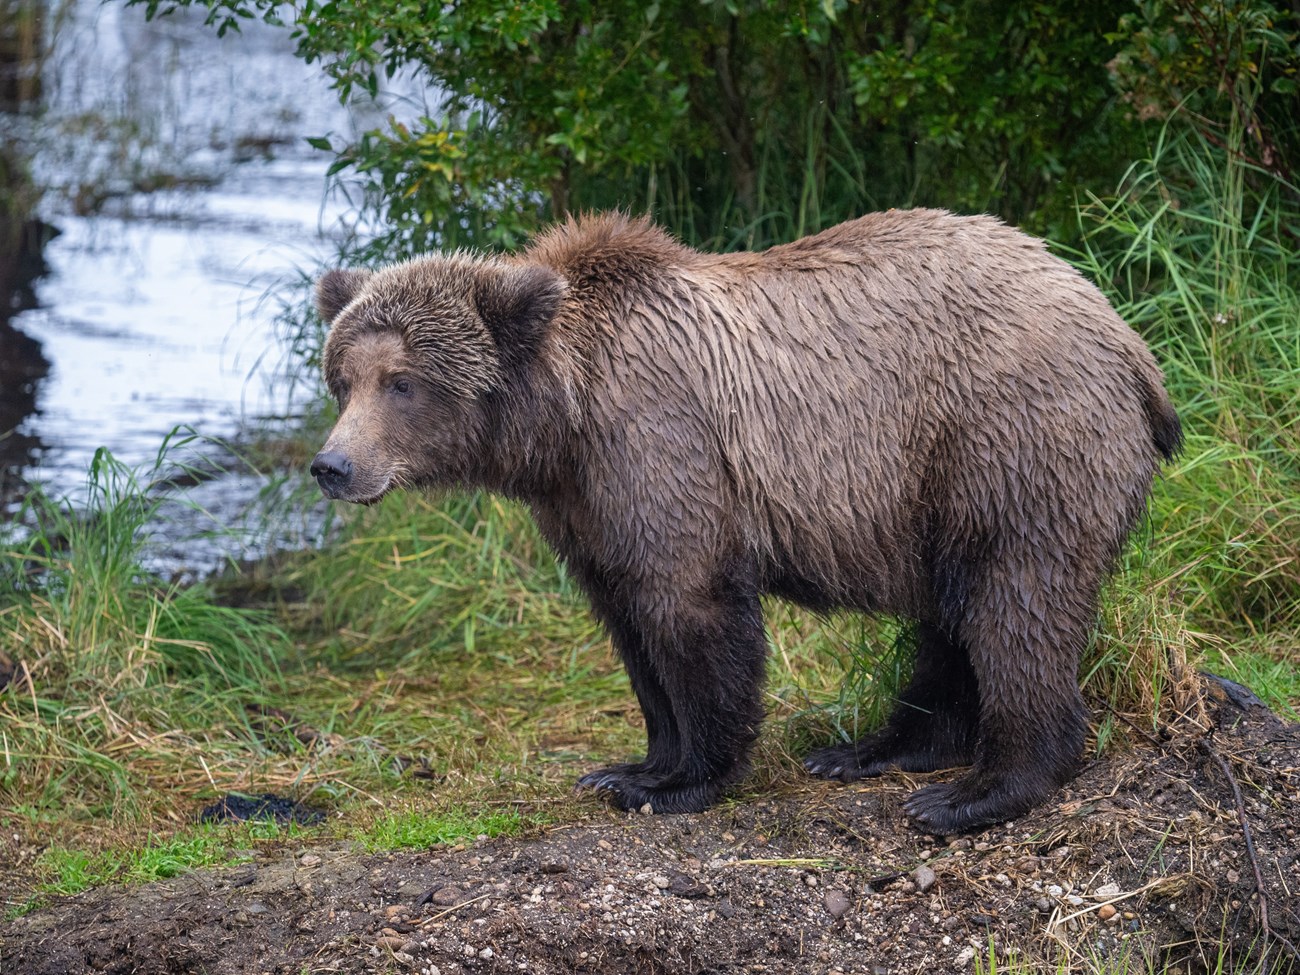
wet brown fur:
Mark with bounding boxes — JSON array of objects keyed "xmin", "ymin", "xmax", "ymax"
[{"xmin": 313, "ymin": 210, "xmax": 1181, "ymax": 833}]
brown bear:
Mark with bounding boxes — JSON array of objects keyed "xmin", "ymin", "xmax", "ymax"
[{"xmin": 311, "ymin": 210, "xmax": 1181, "ymax": 834}]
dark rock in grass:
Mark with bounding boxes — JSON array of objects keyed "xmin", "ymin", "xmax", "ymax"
[{"xmin": 197, "ymin": 792, "xmax": 325, "ymax": 825}]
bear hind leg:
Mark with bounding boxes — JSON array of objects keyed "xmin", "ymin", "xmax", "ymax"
[
  {"xmin": 804, "ymin": 621, "xmax": 980, "ymax": 781},
  {"xmin": 903, "ymin": 552, "xmax": 1096, "ymax": 834}
]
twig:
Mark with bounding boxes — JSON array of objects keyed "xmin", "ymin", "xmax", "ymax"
[{"xmin": 1199, "ymin": 735, "xmax": 1300, "ymax": 965}]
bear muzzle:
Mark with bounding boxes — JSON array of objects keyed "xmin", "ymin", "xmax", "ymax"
[{"xmin": 310, "ymin": 449, "xmax": 353, "ymax": 499}]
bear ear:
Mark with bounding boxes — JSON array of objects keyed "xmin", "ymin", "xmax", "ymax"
[
  {"xmin": 315, "ymin": 268, "xmax": 374, "ymax": 324},
  {"xmin": 473, "ymin": 264, "xmax": 566, "ymax": 370}
]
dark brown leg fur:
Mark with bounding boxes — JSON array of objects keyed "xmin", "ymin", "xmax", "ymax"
[
  {"xmin": 901, "ymin": 545, "xmax": 1098, "ymax": 834},
  {"xmin": 576, "ymin": 567, "xmax": 767, "ymax": 813}
]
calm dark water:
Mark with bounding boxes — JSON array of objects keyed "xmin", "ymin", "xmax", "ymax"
[{"xmin": 1, "ymin": 0, "xmax": 413, "ymax": 573}]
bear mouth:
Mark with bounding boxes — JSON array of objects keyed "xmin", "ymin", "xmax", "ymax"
[{"xmin": 346, "ymin": 475, "xmax": 394, "ymax": 507}]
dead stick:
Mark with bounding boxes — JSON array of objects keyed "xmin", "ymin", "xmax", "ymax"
[{"xmin": 1199, "ymin": 736, "xmax": 1300, "ymax": 964}]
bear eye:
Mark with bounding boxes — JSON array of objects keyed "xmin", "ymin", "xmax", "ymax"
[{"xmin": 391, "ymin": 377, "xmax": 414, "ymax": 396}]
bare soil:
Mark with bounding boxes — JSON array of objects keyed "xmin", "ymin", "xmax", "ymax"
[{"xmin": 2, "ymin": 677, "xmax": 1297, "ymax": 975}]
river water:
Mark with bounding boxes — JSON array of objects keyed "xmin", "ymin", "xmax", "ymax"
[{"xmin": 1, "ymin": 0, "xmax": 404, "ymax": 574}]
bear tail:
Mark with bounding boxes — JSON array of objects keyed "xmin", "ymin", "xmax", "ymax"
[{"xmin": 1139, "ymin": 367, "xmax": 1184, "ymax": 462}]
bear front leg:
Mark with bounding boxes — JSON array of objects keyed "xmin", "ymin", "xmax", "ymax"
[
  {"xmin": 575, "ymin": 581, "xmax": 682, "ymax": 786},
  {"xmin": 577, "ymin": 573, "xmax": 767, "ymax": 814}
]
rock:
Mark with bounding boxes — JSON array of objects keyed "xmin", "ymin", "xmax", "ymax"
[
  {"xmin": 299, "ymin": 853, "xmax": 322, "ymax": 867},
  {"xmin": 1065, "ymin": 895, "xmax": 1085, "ymax": 907},
  {"xmin": 478, "ymin": 947, "xmax": 494, "ymax": 960},
  {"xmin": 652, "ymin": 875, "xmax": 671, "ymax": 890},
  {"xmin": 427, "ymin": 885, "xmax": 463, "ymax": 907},
  {"xmin": 912, "ymin": 865, "xmax": 937, "ymax": 893},
  {"xmin": 668, "ymin": 874, "xmax": 711, "ymax": 899},
  {"xmin": 1098, "ymin": 904, "xmax": 1118, "ymax": 921},
  {"xmin": 955, "ymin": 946, "xmax": 976, "ymax": 967},
  {"xmin": 639, "ymin": 802, "xmax": 654, "ymax": 815},
  {"xmin": 375, "ymin": 935, "xmax": 407, "ymax": 951},
  {"xmin": 823, "ymin": 889, "xmax": 851, "ymax": 918},
  {"xmin": 384, "ymin": 904, "xmax": 406, "ymax": 919},
  {"xmin": 540, "ymin": 861, "xmax": 568, "ymax": 874},
  {"xmin": 1094, "ymin": 882, "xmax": 1121, "ymax": 898}
]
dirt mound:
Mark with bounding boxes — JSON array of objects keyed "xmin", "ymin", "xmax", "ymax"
[{"xmin": 3, "ymin": 680, "xmax": 1297, "ymax": 975}]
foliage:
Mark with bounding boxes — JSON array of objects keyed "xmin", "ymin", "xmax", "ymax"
[
  {"xmin": 1107, "ymin": 0, "xmax": 1300, "ymax": 183},
  {"xmin": 128, "ymin": 0, "xmax": 1166, "ymax": 251}
]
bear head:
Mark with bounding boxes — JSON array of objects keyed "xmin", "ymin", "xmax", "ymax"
[{"xmin": 310, "ymin": 256, "xmax": 566, "ymax": 504}]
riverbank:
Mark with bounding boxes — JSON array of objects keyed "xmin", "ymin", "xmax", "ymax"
[{"xmin": 3, "ymin": 672, "xmax": 1297, "ymax": 974}]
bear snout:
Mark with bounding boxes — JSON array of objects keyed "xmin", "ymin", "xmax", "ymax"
[{"xmin": 310, "ymin": 450, "xmax": 353, "ymax": 498}]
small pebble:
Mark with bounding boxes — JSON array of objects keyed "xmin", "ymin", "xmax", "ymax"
[
  {"xmin": 1094, "ymin": 882, "xmax": 1121, "ymax": 898},
  {"xmin": 955, "ymin": 946, "xmax": 976, "ymax": 966},
  {"xmin": 824, "ymin": 889, "xmax": 851, "ymax": 918},
  {"xmin": 639, "ymin": 802, "xmax": 654, "ymax": 815},
  {"xmin": 299, "ymin": 853, "xmax": 321, "ymax": 867},
  {"xmin": 913, "ymin": 865, "xmax": 937, "ymax": 893}
]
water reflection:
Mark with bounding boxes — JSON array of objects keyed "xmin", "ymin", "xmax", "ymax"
[{"xmin": 0, "ymin": 0, "xmax": 406, "ymax": 571}]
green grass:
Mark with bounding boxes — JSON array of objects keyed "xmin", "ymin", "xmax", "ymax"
[
  {"xmin": 353, "ymin": 807, "xmax": 541, "ymax": 852},
  {"xmin": 1069, "ymin": 120, "xmax": 1300, "ymax": 728},
  {"xmin": 6, "ymin": 820, "xmax": 306, "ymax": 919},
  {"xmin": 0, "ymin": 435, "xmax": 289, "ymax": 819}
]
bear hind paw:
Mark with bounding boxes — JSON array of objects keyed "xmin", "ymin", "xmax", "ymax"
[{"xmin": 902, "ymin": 777, "xmax": 1040, "ymax": 835}]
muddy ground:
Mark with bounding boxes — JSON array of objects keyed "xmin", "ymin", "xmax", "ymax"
[{"xmin": 2, "ymin": 677, "xmax": 1297, "ymax": 975}]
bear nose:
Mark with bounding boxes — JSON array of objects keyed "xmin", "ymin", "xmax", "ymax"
[{"xmin": 310, "ymin": 450, "xmax": 352, "ymax": 495}]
